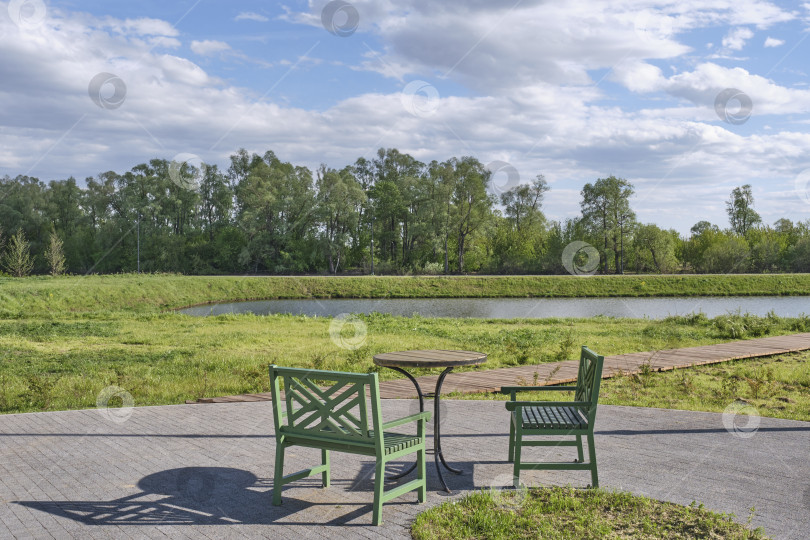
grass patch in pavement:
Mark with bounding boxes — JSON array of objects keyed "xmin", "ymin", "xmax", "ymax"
[{"xmin": 412, "ymin": 486, "xmax": 767, "ymax": 540}]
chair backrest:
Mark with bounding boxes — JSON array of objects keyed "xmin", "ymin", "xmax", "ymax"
[
  {"xmin": 268, "ymin": 365, "xmax": 382, "ymax": 447},
  {"xmin": 574, "ymin": 346, "xmax": 604, "ymax": 420}
]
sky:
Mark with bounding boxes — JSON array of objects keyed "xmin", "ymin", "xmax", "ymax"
[{"xmin": 1, "ymin": 0, "xmax": 810, "ymax": 234}]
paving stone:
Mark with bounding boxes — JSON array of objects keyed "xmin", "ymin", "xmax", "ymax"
[{"xmin": 0, "ymin": 401, "xmax": 808, "ymax": 539}]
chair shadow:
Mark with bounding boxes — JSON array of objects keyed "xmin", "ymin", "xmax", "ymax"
[{"xmin": 15, "ymin": 462, "xmax": 471, "ymax": 527}]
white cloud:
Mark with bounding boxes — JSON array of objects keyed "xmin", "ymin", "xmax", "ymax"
[
  {"xmin": 101, "ymin": 17, "xmax": 180, "ymax": 37},
  {"xmin": 612, "ymin": 61, "xmax": 666, "ymax": 93},
  {"xmin": 1, "ymin": 1, "xmax": 809, "ymax": 232},
  {"xmin": 190, "ymin": 40, "xmax": 231, "ymax": 56},
  {"xmin": 764, "ymin": 36, "xmax": 785, "ymax": 47},
  {"xmin": 662, "ymin": 63, "xmax": 810, "ymax": 116},
  {"xmin": 235, "ymin": 12, "xmax": 269, "ymax": 22},
  {"xmin": 722, "ymin": 27, "xmax": 754, "ymax": 50}
]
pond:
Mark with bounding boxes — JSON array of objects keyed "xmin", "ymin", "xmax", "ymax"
[{"xmin": 178, "ymin": 296, "xmax": 810, "ymax": 320}]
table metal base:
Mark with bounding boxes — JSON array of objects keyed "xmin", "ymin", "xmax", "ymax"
[{"xmin": 386, "ymin": 366, "xmax": 462, "ymax": 493}]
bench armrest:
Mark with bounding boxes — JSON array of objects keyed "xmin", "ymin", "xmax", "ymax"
[
  {"xmin": 382, "ymin": 411, "xmax": 431, "ymax": 430},
  {"xmin": 505, "ymin": 400, "xmax": 591, "ymax": 411},
  {"xmin": 501, "ymin": 386, "xmax": 577, "ymax": 395}
]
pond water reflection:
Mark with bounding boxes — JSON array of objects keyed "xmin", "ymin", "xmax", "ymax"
[{"xmin": 179, "ymin": 296, "xmax": 810, "ymax": 319}]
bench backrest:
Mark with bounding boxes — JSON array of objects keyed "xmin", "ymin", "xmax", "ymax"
[
  {"xmin": 575, "ymin": 346, "xmax": 604, "ymax": 422},
  {"xmin": 269, "ymin": 365, "xmax": 383, "ymax": 448}
]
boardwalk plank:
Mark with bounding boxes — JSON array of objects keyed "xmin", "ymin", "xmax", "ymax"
[{"xmin": 193, "ymin": 333, "xmax": 810, "ymax": 403}]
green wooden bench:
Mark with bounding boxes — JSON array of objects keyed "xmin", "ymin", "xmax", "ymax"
[
  {"xmin": 269, "ymin": 365, "xmax": 431, "ymax": 525},
  {"xmin": 501, "ymin": 346, "xmax": 605, "ymax": 488}
]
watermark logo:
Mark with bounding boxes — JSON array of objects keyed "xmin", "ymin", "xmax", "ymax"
[
  {"xmin": 561, "ymin": 241, "xmax": 600, "ymax": 276},
  {"xmin": 794, "ymin": 168, "xmax": 810, "ymax": 206},
  {"xmin": 401, "ymin": 80, "xmax": 440, "ymax": 118},
  {"xmin": 487, "ymin": 473, "xmax": 528, "ymax": 511},
  {"xmin": 714, "ymin": 88, "xmax": 752, "ymax": 125},
  {"xmin": 329, "ymin": 313, "xmax": 367, "ymax": 350},
  {"xmin": 722, "ymin": 400, "xmax": 760, "ymax": 439},
  {"xmin": 486, "ymin": 161, "xmax": 521, "ymax": 198},
  {"xmin": 88, "ymin": 72, "xmax": 127, "ymax": 110},
  {"xmin": 321, "ymin": 1, "xmax": 359, "ymax": 37},
  {"xmin": 8, "ymin": 0, "xmax": 46, "ymax": 29},
  {"xmin": 168, "ymin": 153, "xmax": 205, "ymax": 191},
  {"xmin": 633, "ymin": 11, "xmax": 673, "ymax": 43},
  {"xmin": 96, "ymin": 385, "xmax": 134, "ymax": 423}
]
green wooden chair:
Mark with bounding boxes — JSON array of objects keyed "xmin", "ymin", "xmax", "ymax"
[
  {"xmin": 500, "ymin": 346, "xmax": 604, "ymax": 488},
  {"xmin": 269, "ymin": 365, "xmax": 431, "ymax": 525}
]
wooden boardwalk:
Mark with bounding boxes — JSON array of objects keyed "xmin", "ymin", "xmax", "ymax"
[{"xmin": 191, "ymin": 332, "xmax": 810, "ymax": 403}]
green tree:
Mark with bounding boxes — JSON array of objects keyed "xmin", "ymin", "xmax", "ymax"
[
  {"xmin": 580, "ymin": 176, "xmax": 635, "ymax": 273},
  {"xmin": 633, "ymin": 224, "xmax": 679, "ymax": 273},
  {"xmin": 501, "ymin": 175, "xmax": 549, "ymax": 232},
  {"xmin": 235, "ymin": 151, "xmax": 317, "ymax": 273},
  {"xmin": 316, "ymin": 165, "xmax": 366, "ymax": 274},
  {"xmin": 449, "ymin": 157, "xmax": 492, "ymax": 273},
  {"xmin": 491, "ymin": 175, "xmax": 550, "ymax": 272},
  {"xmin": 790, "ymin": 237, "xmax": 810, "ymax": 272},
  {"xmin": 44, "ymin": 231, "xmax": 66, "ymax": 276},
  {"xmin": 702, "ymin": 235, "xmax": 750, "ymax": 273},
  {"xmin": 3, "ymin": 228, "xmax": 34, "ymax": 277},
  {"xmin": 726, "ymin": 184, "xmax": 761, "ymax": 235}
]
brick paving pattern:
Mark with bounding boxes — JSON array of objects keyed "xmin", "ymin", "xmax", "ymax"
[{"xmin": 0, "ymin": 400, "xmax": 808, "ymax": 539}]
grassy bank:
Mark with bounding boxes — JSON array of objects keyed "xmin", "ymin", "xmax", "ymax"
[
  {"xmin": 0, "ymin": 307, "xmax": 808, "ymax": 414},
  {"xmin": 1, "ymin": 274, "xmax": 808, "ymax": 415},
  {"xmin": 1, "ymin": 273, "xmax": 810, "ymax": 316},
  {"xmin": 411, "ymin": 486, "xmax": 766, "ymax": 540}
]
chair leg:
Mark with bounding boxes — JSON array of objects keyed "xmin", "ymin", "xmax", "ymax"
[
  {"xmin": 512, "ymin": 433, "xmax": 522, "ymax": 488},
  {"xmin": 576, "ymin": 435, "xmax": 584, "ymax": 463},
  {"xmin": 508, "ymin": 415, "xmax": 515, "ymax": 463},
  {"xmin": 372, "ymin": 460, "xmax": 385, "ymax": 525},
  {"xmin": 321, "ymin": 449, "xmax": 330, "ymax": 488},
  {"xmin": 272, "ymin": 439, "xmax": 285, "ymax": 506},
  {"xmin": 587, "ymin": 432, "xmax": 598, "ymax": 488},
  {"xmin": 417, "ymin": 446, "xmax": 426, "ymax": 503}
]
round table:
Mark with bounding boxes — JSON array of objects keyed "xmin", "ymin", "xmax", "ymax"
[{"xmin": 373, "ymin": 349, "xmax": 487, "ymax": 493}]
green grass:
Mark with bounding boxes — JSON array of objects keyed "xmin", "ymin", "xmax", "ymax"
[
  {"xmin": 2, "ymin": 273, "xmax": 810, "ymax": 317},
  {"xmin": 1, "ymin": 275, "xmax": 809, "ymax": 415},
  {"xmin": 411, "ymin": 486, "xmax": 767, "ymax": 540},
  {"xmin": 0, "ymin": 308, "xmax": 808, "ymax": 414}
]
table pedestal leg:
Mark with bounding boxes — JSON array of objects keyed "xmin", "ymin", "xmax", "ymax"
[
  {"xmin": 386, "ymin": 367, "xmax": 423, "ymax": 480},
  {"xmin": 384, "ymin": 365, "xmax": 463, "ymax": 493},
  {"xmin": 433, "ymin": 367, "xmax": 462, "ymax": 492}
]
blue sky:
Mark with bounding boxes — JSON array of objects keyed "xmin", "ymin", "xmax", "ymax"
[{"xmin": 1, "ymin": 0, "xmax": 810, "ymax": 233}]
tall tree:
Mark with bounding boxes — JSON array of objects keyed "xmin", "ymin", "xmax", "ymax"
[
  {"xmin": 580, "ymin": 176, "xmax": 635, "ymax": 273},
  {"xmin": 501, "ymin": 175, "xmax": 549, "ymax": 232},
  {"xmin": 726, "ymin": 184, "xmax": 761, "ymax": 236},
  {"xmin": 316, "ymin": 165, "xmax": 366, "ymax": 274},
  {"xmin": 3, "ymin": 228, "xmax": 34, "ymax": 277},
  {"xmin": 44, "ymin": 230, "xmax": 66, "ymax": 276},
  {"xmin": 450, "ymin": 156, "xmax": 492, "ymax": 273}
]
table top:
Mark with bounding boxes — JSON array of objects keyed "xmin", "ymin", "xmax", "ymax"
[{"xmin": 373, "ymin": 349, "xmax": 487, "ymax": 369}]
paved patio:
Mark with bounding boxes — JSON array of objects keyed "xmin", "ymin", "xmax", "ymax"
[{"xmin": 0, "ymin": 400, "xmax": 808, "ymax": 539}]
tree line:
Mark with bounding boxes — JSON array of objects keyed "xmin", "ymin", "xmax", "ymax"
[{"xmin": 1, "ymin": 148, "xmax": 808, "ymax": 276}]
